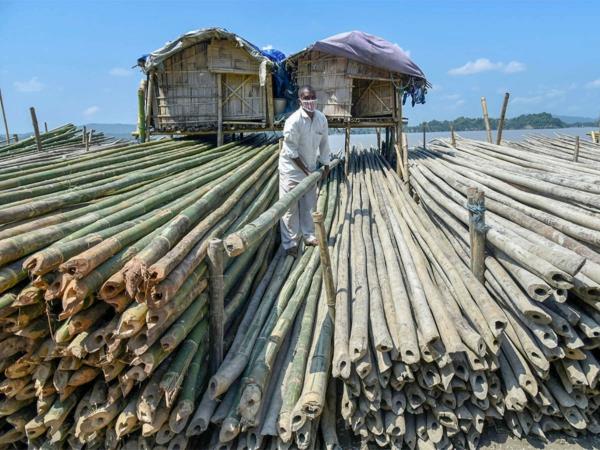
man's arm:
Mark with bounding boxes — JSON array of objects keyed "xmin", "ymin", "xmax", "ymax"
[{"xmin": 292, "ymin": 156, "xmax": 311, "ymax": 176}]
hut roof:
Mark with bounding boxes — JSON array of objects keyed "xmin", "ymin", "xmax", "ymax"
[
  {"xmin": 287, "ymin": 30, "xmax": 426, "ymax": 81},
  {"xmin": 139, "ymin": 27, "xmax": 271, "ymax": 73}
]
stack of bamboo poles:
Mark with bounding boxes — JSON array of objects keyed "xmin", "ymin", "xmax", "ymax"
[
  {"xmin": 406, "ymin": 137, "xmax": 600, "ymax": 444},
  {"xmin": 0, "ymin": 124, "xmax": 116, "ymax": 168},
  {"xmin": 508, "ymin": 134, "xmax": 600, "ymax": 165},
  {"xmin": 192, "ymin": 164, "xmax": 342, "ymax": 450},
  {"xmin": 0, "ymin": 137, "xmax": 287, "ymax": 448}
]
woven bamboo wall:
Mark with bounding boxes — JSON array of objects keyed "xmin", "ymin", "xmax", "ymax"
[
  {"xmin": 295, "ymin": 50, "xmax": 399, "ymax": 120},
  {"xmin": 296, "ymin": 51, "xmax": 352, "ymax": 118},
  {"xmin": 153, "ymin": 39, "xmax": 266, "ymax": 131},
  {"xmin": 352, "ymin": 79, "xmax": 394, "ymax": 117}
]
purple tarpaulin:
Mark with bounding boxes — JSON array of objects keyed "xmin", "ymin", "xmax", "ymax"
[{"xmin": 310, "ymin": 31, "xmax": 426, "ymax": 80}]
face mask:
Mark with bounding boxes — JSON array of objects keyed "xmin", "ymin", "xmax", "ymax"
[{"xmin": 300, "ymin": 99, "xmax": 317, "ymax": 113}]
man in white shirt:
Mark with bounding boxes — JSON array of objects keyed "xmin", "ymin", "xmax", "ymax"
[{"xmin": 279, "ymin": 85, "xmax": 331, "ymax": 257}]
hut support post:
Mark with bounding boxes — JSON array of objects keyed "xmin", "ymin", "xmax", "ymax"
[
  {"xmin": 496, "ymin": 92, "xmax": 510, "ymax": 145},
  {"xmin": 0, "ymin": 89, "xmax": 10, "ymax": 144},
  {"xmin": 376, "ymin": 127, "xmax": 381, "ymax": 152},
  {"xmin": 29, "ymin": 107, "xmax": 42, "ymax": 152},
  {"xmin": 208, "ymin": 238, "xmax": 225, "ymax": 375},
  {"xmin": 137, "ymin": 80, "xmax": 147, "ymax": 143},
  {"xmin": 422, "ymin": 123, "xmax": 426, "ymax": 149},
  {"xmin": 312, "ymin": 212, "xmax": 336, "ymax": 318},
  {"xmin": 395, "ymin": 88, "xmax": 407, "ymax": 181},
  {"xmin": 481, "ymin": 96, "xmax": 492, "ymax": 143},
  {"xmin": 574, "ymin": 136, "xmax": 580, "ymax": 162},
  {"xmin": 145, "ymin": 74, "xmax": 155, "ymax": 138},
  {"xmin": 217, "ymin": 74, "xmax": 224, "ymax": 147},
  {"xmin": 467, "ymin": 187, "xmax": 487, "ymax": 283},
  {"xmin": 344, "ymin": 124, "xmax": 351, "ymax": 175},
  {"xmin": 451, "ymin": 125, "xmax": 456, "ymax": 147},
  {"xmin": 266, "ymin": 73, "xmax": 274, "ymax": 129}
]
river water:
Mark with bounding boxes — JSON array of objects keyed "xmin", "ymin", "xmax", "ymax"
[{"xmin": 327, "ymin": 127, "xmax": 598, "ymax": 153}]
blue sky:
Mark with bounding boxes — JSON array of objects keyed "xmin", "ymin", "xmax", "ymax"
[{"xmin": 1, "ymin": 0, "xmax": 599, "ymax": 132}]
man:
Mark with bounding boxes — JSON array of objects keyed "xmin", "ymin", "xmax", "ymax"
[{"xmin": 279, "ymin": 85, "xmax": 331, "ymax": 257}]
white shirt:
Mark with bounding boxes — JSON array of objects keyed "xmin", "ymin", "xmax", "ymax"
[{"xmin": 279, "ymin": 107, "xmax": 331, "ymax": 183}]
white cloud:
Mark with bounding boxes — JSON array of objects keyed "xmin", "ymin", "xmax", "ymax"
[
  {"xmin": 586, "ymin": 79, "xmax": 600, "ymax": 89},
  {"xmin": 83, "ymin": 106, "xmax": 100, "ymax": 117},
  {"xmin": 14, "ymin": 77, "xmax": 44, "ymax": 92},
  {"xmin": 448, "ymin": 58, "xmax": 526, "ymax": 76},
  {"xmin": 109, "ymin": 67, "xmax": 132, "ymax": 77},
  {"xmin": 261, "ymin": 44, "xmax": 273, "ymax": 51},
  {"xmin": 443, "ymin": 93, "xmax": 461, "ymax": 101},
  {"xmin": 503, "ymin": 61, "xmax": 526, "ymax": 74},
  {"xmin": 513, "ymin": 87, "xmax": 566, "ymax": 105}
]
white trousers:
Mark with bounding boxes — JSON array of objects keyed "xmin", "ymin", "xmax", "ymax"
[{"xmin": 279, "ymin": 176, "xmax": 317, "ymax": 249}]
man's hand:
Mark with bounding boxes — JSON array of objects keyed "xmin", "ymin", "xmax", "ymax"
[
  {"xmin": 321, "ymin": 165, "xmax": 330, "ymax": 181},
  {"xmin": 292, "ymin": 157, "xmax": 311, "ymax": 176}
]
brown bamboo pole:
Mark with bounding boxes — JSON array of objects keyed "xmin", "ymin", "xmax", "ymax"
[
  {"xmin": 574, "ymin": 136, "xmax": 580, "ymax": 162},
  {"xmin": 312, "ymin": 211, "xmax": 335, "ymax": 318},
  {"xmin": 0, "ymin": 88, "xmax": 10, "ymax": 144},
  {"xmin": 208, "ymin": 238, "xmax": 225, "ymax": 375},
  {"xmin": 29, "ymin": 107, "xmax": 42, "ymax": 152},
  {"xmin": 467, "ymin": 187, "xmax": 487, "ymax": 283},
  {"xmin": 344, "ymin": 123, "xmax": 350, "ymax": 175},
  {"xmin": 481, "ymin": 97, "xmax": 492, "ymax": 143},
  {"xmin": 496, "ymin": 92, "xmax": 510, "ymax": 145}
]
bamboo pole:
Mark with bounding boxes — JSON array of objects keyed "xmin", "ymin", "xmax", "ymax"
[
  {"xmin": 217, "ymin": 74, "xmax": 223, "ymax": 147},
  {"xmin": 29, "ymin": 107, "xmax": 42, "ymax": 152},
  {"xmin": 137, "ymin": 80, "xmax": 147, "ymax": 143},
  {"xmin": 467, "ymin": 187, "xmax": 487, "ymax": 283},
  {"xmin": 12, "ymin": 134, "xmax": 18, "ymax": 143},
  {"xmin": 422, "ymin": 123, "xmax": 426, "ymax": 149},
  {"xmin": 312, "ymin": 211, "xmax": 335, "ymax": 318},
  {"xmin": 573, "ymin": 136, "xmax": 580, "ymax": 162},
  {"xmin": 208, "ymin": 238, "xmax": 225, "ymax": 375},
  {"xmin": 0, "ymin": 88, "xmax": 10, "ymax": 144},
  {"xmin": 145, "ymin": 74, "xmax": 155, "ymax": 137},
  {"xmin": 481, "ymin": 97, "xmax": 492, "ymax": 143},
  {"xmin": 496, "ymin": 92, "xmax": 510, "ymax": 145},
  {"xmin": 451, "ymin": 125, "xmax": 456, "ymax": 147},
  {"xmin": 344, "ymin": 124, "xmax": 350, "ymax": 175},
  {"xmin": 44, "ymin": 122, "xmax": 48, "ymax": 133},
  {"xmin": 376, "ymin": 128, "xmax": 381, "ymax": 152}
]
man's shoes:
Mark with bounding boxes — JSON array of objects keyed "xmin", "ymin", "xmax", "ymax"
[
  {"xmin": 285, "ymin": 246, "xmax": 299, "ymax": 258},
  {"xmin": 304, "ymin": 236, "xmax": 318, "ymax": 247}
]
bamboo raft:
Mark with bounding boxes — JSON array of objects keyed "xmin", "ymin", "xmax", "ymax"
[
  {"xmin": 1, "ymin": 129, "xmax": 600, "ymax": 449},
  {"xmin": 0, "ymin": 124, "xmax": 116, "ymax": 169}
]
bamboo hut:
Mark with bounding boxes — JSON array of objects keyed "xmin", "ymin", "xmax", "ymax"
[
  {"xmin": 138, "ymin": 28, "xmax": 276, "ymax": 144},
  {"xmin": 284, "ymin": 31, "xmax": 428, "ymax": 126},
  {"xmin": 285, "ymin": 31, "xmax": 428, "ymax": 176}
]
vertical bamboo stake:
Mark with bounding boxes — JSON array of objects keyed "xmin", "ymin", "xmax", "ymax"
[
  {"xmin": 312, "ymin": 212, "xmax": 336, "ymax": 318},
  {"xmin": 278, "ymin": 137, "xmax": 283, "ymax": 153},
  {"xmin": 0, "ymin": 89, "xmax": 10, "ymax": 144},
  {"xmin": 344, "ymin": 124, "xmax": 351, "ymax": 175},
  {"xmin": 574, "ymin": 136, "xmax": 580, "ymax": 162},
  {"xmin": 467, "ymin": 187, "xmax": 486, "ymax": 283},
  {"xmin": 376, "ymin": 127, "xmax": 381, "ymax": 152},
  {"xmin": 29, "ymin": 107, "xmax": 42, "ymax": 152},
  {"xmin": 82, "ymin": 126, "xmax": 87, "ymax": 144},
  {"xmin": 385, "ymin": 127, "xmax": 390, "ymax": 160},
  {"xmin": 451, "ymin": 125, "xmax": 456, "ymax": 147},
  {"xmin": 84, "ymin": 131, "xmax": 90, "ymax": 152},
  {"xmin": 422, "ymin": 123, "xmax": 426, "ymax": 149},
  {"xmin": 12, "ymin": 134, "xmax": 18, "ymax": 143},
  {"xmin": 207, "ymin": 238, "xmax": 225, "ymax": 375},
  {"xmin": 217, "ymin": 74, "xmax": 223, "ymax": 147},
  {"xmin": 481, "ymin": 97, "xmax": 492, "ymax": 143},
  {"xmin": 496, "ymin": 92, "xmax": 510, "ymax": 145},
  {"xmin": 266, "ymin": 73, "xmax": 274, "ymax": 129},
  {"xmin": 44, "ymin": 121, "xmax": 48, "ymax": 133},
  {"xmin": 137, "ymin": 80, "xmax": 147, "ymax": 143},
  {"xmin": 396, "ymin": 88, "xmax": 406, "ymax": 180},
  {"xmin": 145, "ymin": 74, "xmax": 155, "ymax": 137}
]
